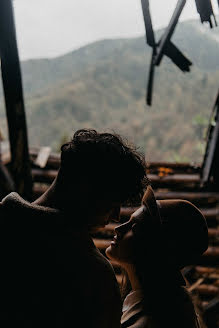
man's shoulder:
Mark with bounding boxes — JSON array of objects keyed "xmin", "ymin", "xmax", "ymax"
[
  {"xmin": 84, "ymin": 246, "xmax": 120, "ymax": 294},
  {"xmin": 0, "ymin": 192, "xmax": 31, "ymax": 215},
  {"xmin": 87, "ymin": 244, "xmax": 116, "ymax": 274},
  {"xmin": 0, "ymin": 192, "xmax": 16, "ymax": 218},
  {"xmin": 81, "ymin": 246, "xmax": 122, "ymax": 322}
]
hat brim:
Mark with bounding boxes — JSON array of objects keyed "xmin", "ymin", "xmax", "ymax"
[{"xmin": 142, "ymin": 186, "xmax": 161, "ymax": 226}]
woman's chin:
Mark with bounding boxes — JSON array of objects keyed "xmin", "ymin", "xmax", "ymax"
[{"xmin": 105, "ymin": 245, "xmax": 113, "ymax": 259}]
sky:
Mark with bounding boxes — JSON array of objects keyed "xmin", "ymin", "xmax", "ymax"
[{"xmin": 13, "ymin": 0, "xmax": 219, "ymax": 60}]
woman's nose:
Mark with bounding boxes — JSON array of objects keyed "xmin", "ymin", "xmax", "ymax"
[{"xmin": 115, "ymin": 221, "xmax": 128, "ymax": 236}]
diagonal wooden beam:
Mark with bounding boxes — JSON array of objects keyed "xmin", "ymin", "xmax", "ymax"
[
  {"xmin": 0, "ymin": 0, "xmax": 33, "ymax": 199},
  {"xmin": 153, "ymin": 0, "xmax": 187, "ymax": 66}
]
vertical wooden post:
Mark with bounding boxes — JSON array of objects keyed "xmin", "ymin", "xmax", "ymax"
[
  {"xmin": 201, "ymin": 90, "xmax": 219, "ymax": 189},
  {"xmin": 0, "ymin": 0, "xmax": 33, "ymax": 199}
]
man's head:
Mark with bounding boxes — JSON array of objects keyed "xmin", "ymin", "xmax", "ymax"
[{"xmin": 55, "ymin": 129, "xmax": 148, "ymax": 227}]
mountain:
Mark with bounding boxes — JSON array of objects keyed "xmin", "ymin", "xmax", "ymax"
[{"xmin": 0, "ymin": 18, "xmax": 219, "ymax": 163}]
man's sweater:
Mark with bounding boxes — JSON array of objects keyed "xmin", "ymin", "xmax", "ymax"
[{"xmin": 0, "ymin": 192, "xmax": 122, "ymax": 328}]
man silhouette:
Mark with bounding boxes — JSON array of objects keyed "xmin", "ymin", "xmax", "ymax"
[{"xmin": 0, "ymin": 128, "xmax": 147, "ymax": 327}]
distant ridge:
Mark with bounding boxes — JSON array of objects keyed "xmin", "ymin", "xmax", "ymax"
[{"xmin": 0, "ymin": 17, "xmax": 219, "ymax": 163}]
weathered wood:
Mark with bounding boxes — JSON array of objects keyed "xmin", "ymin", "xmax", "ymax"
[
  {"xmin": 31, "ymin": 168, "xmax": 201, "ymax": 187},
  {"xmin": 195, "ymin": 267, "xmax": 219, "ymax": 275},
  {"xmin": 201, "ymin": 90, "xmax": 219, "ymax": 188},
  {"xmin": 195, "ymin": 284, "xmax": 219, "ymax": 297},
  {"xmin": 208, "ymin": 228, "xmax": 219, "ymax": 239},
  {"xmin": 32, "ymin": 184, "xmax": 48, "ymax": 199},
  {"xmin": 147, "ymin": 162, "xmax": 200, "ymax": 172},
  {"xmin": 203, "ymin": 246, "xmax": 219, "ymax": 258},
  {"xmin": 27, "ymin": 149, "xmax": 201, "ymax": 172},
  {"xmin": 34, "ymin": 147, "xmax": 51, "ymax": 168},
  {"xmin": 32, "ymin": 169, "xmax": 57, "ymax": 184},
  {"xmin": 188, "ymin": 278, "xmax": 205, "ymax": 292},
  {"xmin": 0, "ymin": 0, "xmax": 32, "ymax": 199},
  {"xmin": 0, "ymin": 161, "xmax": 15, "ymax": 198},
  {"xmin": 213, "ymin": 280, "xmax": 219, "ymax": 287},
  {"xmin": 8, "ymin": 146, "xmax": 219, "ymax": 312},
  {"xmin": 155, "ymin": 191, "xmax": 219, "ymax": 205},
  {"xmin": 149, "ymin": 173, "xmax": 200, "ymax": 185},
  {"xmin": 1, "ymin": 151, "xmax": 11, "ymax": 165},
  {"xmin": 29, "ymin": 148, "xmax": 60, "ymax": 170}
]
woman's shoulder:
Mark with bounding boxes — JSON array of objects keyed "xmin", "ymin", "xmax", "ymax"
[{"xmin": 121, "ymin": 288, "xmax": 201, "ymax": 328}]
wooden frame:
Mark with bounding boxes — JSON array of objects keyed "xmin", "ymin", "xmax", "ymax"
[{"xmin": 0, "ymin": 0, "xmax": 32, "ymax": 199}]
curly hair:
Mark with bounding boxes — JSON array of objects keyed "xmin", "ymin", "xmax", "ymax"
[{"xmin": 57, "ymin": 128, "xmax": 148, "ymax": 205}]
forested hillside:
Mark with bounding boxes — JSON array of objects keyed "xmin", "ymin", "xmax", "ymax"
[{"xmin": 0, "ymin": 18, "xmax": 219, "ymax": 163}]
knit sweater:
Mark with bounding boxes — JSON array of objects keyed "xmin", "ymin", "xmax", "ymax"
[{"xmin": 0, "ymin": 192, "xmax": 122, "ymax": 328}]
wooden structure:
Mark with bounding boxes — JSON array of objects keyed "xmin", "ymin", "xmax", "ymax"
[
  {"xmin": 8, "ymin": 151, "xmax": 217, "ymax": 328},
  {"xmin": 141, "ymin": 0, "xmax": 219, "ymax": 106},
  {"xmin": 3, "ymin": 148, "xmax": 217, "ymax": 326},
  {"xmin": 0, "ymin": 0, "xmax": 219, "ymax": 327},
  {"xmin": 0, "ymin": 0, "xmax": 32, "ymax": 199},
  {"xmin": 201, "ymin": 90, "xmax": 219, "ymax": 189}
]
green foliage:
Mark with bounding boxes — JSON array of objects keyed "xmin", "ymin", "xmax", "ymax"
[
  {"xmin": 192, "ymin": 114, "xmax": 209, "ymax": 139},
  {"xmin": 0, "ymin": 18, "xmax": 219, "ymax": 164}
]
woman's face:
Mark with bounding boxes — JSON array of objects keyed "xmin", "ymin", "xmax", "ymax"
[{"xmin": 105, "ymin": 205, "xmax": 147, "ymax": 266}]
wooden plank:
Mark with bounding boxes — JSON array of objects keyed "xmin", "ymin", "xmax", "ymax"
[
  {"xmin": 204, "ymin": 246, "xmax": 219, "ymax": 258},
  {"xmin": 188, "ymin": 278, "xmax": 205, "ymax": 292},
  {"xmin": 195, "ymin": 267, "xmax": 219, "ymax": 275},
  {"xmin": 29, "ymin": 147, "xmax": 60, "ymax": 169},
  {"xmin": 31, "ymin": 169, "xmax": 201, "ymax": 187},
  {"xmin": 208, "ymin": 228, "xmax": 219, "ymax": 239},
  {"xmin": 0, "ymin": 161, "xmax": 15, "ymax": 198},
  {"xmin": 155, "ymin": 191, "xmax": 219, "ymax": 203},
  {"xmin": 32, "ymin": 169, "xmax": 57, "ymax": 184},
  {"xmin": 34, "ymin": 147, "xmax": 51, "ymax": 168},
  {"xmin": 149, "ymin": 173, "xmax": 200, "ymax": 184},
  {"xmin": 201, "ymin": 90, "xmax": 219, "ymax": 187},
  {"xmin": 27, "ymin": 148, "xmax": 201, "ymax": 172},
  {"xmin": 0, "ymin": 0, "xmax": 32, "ymax": 199},
  {"xmin": 195, "ymin": 284, "xmax": 219, "ymax": 297}
]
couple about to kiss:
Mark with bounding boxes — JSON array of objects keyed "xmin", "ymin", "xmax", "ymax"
[{"xmin": 0, "ymin": 128, "xmax": 208, "ymax": 328}]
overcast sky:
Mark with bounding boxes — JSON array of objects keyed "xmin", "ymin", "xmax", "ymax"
[{"xmin": 13, "ymin": 0, "xmax": 219, "ymax": 60}]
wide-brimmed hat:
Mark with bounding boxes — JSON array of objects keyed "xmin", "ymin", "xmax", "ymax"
[{"xmin": 142, "ymin": 186, "xmax": 209, "ymax": 270}]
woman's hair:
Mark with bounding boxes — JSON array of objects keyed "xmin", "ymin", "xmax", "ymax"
[{"xmin": 57, "ymin": 128, "xmax": 148, "ymax": 205}]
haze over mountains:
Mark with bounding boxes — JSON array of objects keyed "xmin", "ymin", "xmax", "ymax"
[{"xmin": 0, "ymin": 18, "xmax": 219, "ymax": 163}]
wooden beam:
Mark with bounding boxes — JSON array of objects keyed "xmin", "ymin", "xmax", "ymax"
[
  {"xmin": 0, "ymin": 0, "xmax": 32, "ymax": 199},
  {"xmin": 31, "ymin": 168, "xmax": 201, "ymax": 188},
  {"xmin": 34, "ymin": 146, "xmax": 51, "ymax": 168},
  {"xmin": 201, "ymin": 90, "xmax": 219, "ymax": 188},
  {"xmin": 195, "ymin": 284, "xmax": 219, "ymax": 297},
  {"xmin": 0, "ymin": 161, "xmax": 15, "ymax": 198},
  {"xmin": 153, "ymin": 0, "xmax": 187, "ymax": 66}
]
